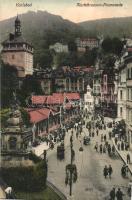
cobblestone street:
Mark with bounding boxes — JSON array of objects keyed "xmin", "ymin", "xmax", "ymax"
[{"xmin": 47, "ymin": 117, "xmax": 131, "ymax": 200}]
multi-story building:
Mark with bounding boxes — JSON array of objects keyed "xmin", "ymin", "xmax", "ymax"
[
  {"xmin": 34, "ymin": 69, "xmax": 52, "ymax": 95},
  {"xmin": 1, "ymin": 16, "xmax": 33, "ymax": 77},
  {"xmin": 75, "ymin": 38, "xmax": 99, "ymax": 52},
  {"xmin": 101, "ymin": 72, "xmax": 116, "ymax": 105},
  {"xmin": 93, "ymin": 70, "xmax": 102, "ymax": 105},
  {"xmin": 34, "ymin": 67, "xmax": 86, "ymax": 95},
  {"xmin": 49, "ymin": 42, "xmax": 68, "ymax": 53},
  {"xmin": 101, "ymin": 70, "xmax": 117, "ymax": 117},
  {"xmin": 126, "ymin": 56, "xmax": 132, "ymax": 150},
  {"xmin": 117, "ymin": 65, "xmax": 127, "ymax": 120}
]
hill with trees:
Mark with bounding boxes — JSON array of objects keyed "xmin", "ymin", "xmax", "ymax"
[
  {"xmin": 79, "ymin": 16, "xmax": 132, "ymax": 37},
  {"xmin": 0, "ymin": 11, "xmax": 131, "ymax": 68}
]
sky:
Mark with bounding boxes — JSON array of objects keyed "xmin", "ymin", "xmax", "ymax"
[{"xmin": 0, "ymin": 0, "xmax": 132, "ymax": 22}]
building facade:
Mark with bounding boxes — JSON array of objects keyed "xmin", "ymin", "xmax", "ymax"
[
  {"xmin": 49, "ymin": 42, "xmax": 68, "ymax": 53},
  {"xmin": 117, "ymin": 64, "xmax": 127, "ymax": 120},
  {"xmin": 75, "ymin": 38, "xmax": 99, "ymax": 52},
  {"xmin": 1, "ymin": 16, "xmax": 33, "ymax": 77},
  {"xmin": 126, "ymin": 56, "xmax": 132, "ymax": 150}
]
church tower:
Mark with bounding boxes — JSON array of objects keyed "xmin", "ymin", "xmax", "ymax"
[{"xmin": 1, "ymin": 16, "xmax": 33, "ymax": 77}]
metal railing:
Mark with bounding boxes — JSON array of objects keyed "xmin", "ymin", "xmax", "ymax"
[{"xmin": 47, "ymin": 180, "xmax": 67, "ymax": 200}]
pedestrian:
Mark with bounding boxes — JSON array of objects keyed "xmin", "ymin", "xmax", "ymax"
[
  {"xmin": 92, "ymin": 131, "xmax": 94, "ymax": 137},
  {"xmin": 116, "ymin": 188, "xmax": 124, "ymax": 200},
  {"xmin": 94, "ymin": 142, "xmax": 98, "ymax": 152},
  {"xmin": 96, "ymin": 128, "xmax": 99, "ymax": 136},
  {"xmin": 105, "ymin": 141, "xmax": 109, "ymax": 148},
  {"xmin": 121, "ymin": 164, "xmax": 127, "ymax": 177},
  {"xmin": 108, "ymin": 144, "xmax": 111, "ymax": 156},
  {"xmin": 117, "ymin": 143, "xmax": 120, "ymax": 151},
  {"xmin": 112, "ymin": 145, "xmax": 115, "ymax": 154},
  {"xmin": 104, "ymin": 134, "xmax": 107, "ymax": 142},
  {"xmin": 103, "ymin": 165, "xmax": 108, "ymax": 178},
  {"xmin": 127, "ymin": 153, "xmax": 130, "ymax": 164},
  {"xmin": 100, "ymin": 144, "xmax": 103, "ymax": 153},
  {"xmin": 103, "ymin": 145, "xmax": 106, "ymax": 153},
  {"xmin": 121, "ymin": 141, "xmax": 124, "ymax": 151},
  {"xmin": 5, "ymin": 187, "xmax": 12, "ymax": 199},
  {"xmin": 101, "ymin": 134, "xmax": 103, "ymax": 142},
  {"xmin": 108, "ymin": 165, "xmax": 113, "ymax": 178},
  {"xmin": 115, "ymin": 137, "xmax": 118, "ymax": 145},
  {"xmin": 125, "ymin": 142, "xmax": 129, "ymax": 151},
  {"xmin": 109, "ymin": 187, "xmax": 115, "ymax": 200}
]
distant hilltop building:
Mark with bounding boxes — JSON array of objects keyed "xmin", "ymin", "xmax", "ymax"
[
  {"xmin": 1, "ymin": 16, "xmax": 33, "ymax": 77},
  {"xmin": 75, "ymin": 38, "xmax": 99, "ymax": 52},
  {"xmin": 49, "ymin": 42, "xmax": 68, "ymax": 53}
]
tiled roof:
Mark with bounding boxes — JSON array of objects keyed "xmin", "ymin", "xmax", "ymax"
[
  {"xmin": 28, "ymin": 108, "xmax": 54, "ymax": 123},
  {"xmin": 32, "ymin": 93, "xmax": 80, "ymax": 105},
  {"xmin": 32, "ymin": 96, "xmax": 47, "ymax": 104}
]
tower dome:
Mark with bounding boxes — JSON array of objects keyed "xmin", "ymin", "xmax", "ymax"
[{"xmin": 15, "ymin": 15, "xmax": 21, "ymax": 37}]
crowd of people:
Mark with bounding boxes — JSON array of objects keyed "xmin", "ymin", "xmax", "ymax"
[{"xmin": 81, "ymin": 112, "xmax": 131, "ymax": 200}]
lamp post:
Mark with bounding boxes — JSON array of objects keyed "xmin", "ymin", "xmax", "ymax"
[
  {"xmin": 69, "ymin": 133, "xmax": 73, "ymax": 196},
  {"xmin": 65, "ymin": 132, "xmax": 77, "ymax": 198}
]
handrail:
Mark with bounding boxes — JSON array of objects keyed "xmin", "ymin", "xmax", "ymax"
[{"xmin": 47, "ymin": 179, "xmax": 67, "ymax": 200}]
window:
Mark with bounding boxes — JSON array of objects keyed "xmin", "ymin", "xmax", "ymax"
[
  {"xmin": 127, "ymin": 68, "xmax": 132, "ymax": 79},
  {"xmin": 120, "ymin": 90, "xmax": 123, "ymax": 100},
  {"xmin": 127, "ymin": 89, "xmax": 129, "ymax": 100},
  {"xmin": 120, "ymin": 107, "xmax": 123, "ymax": 117},
  {"xmin": 104, "ymin": 75, "xmax": 107, "ymax": 82},
  {"xmin": 127, "ymin": 69, "xmax": 130, "ymax": 79}
]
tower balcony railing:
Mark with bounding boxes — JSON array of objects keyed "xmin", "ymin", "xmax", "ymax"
[{"xmin": 3, "ymin": 46, "xmax": 33, "ymax": 53}]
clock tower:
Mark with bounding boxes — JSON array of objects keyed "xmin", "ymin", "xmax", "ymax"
[{"xmin": 1, "ymin": 16, "xmax": 34, "ymax": 77}]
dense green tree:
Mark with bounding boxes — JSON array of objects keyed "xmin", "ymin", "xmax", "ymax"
[
  {"xmin": 84, "ymin": 48, "xmax": 98, "ymax": 66},
  {"xmin": 1, "ymin": 63, "xmax": 18, "ymax": 108},
  {"xmin": 20, "ymin": 108, "xmax": 31, "ymax": 127},
  {"xmin": 101, "ymin": 54, "xmax": 116, "ymax": 74},
  {"xmin": 112, "ymin": 37, "xmax": 123, "ymax": 55},
  {"xmin": 68, "ymin": 41, "xmax": 77, "ymax": 52},
  {"xmin": 102, "ymin": 37, "xmax": 123, "ymax": 55},
  {"xmin": 102, "ymin": 37, "xmax": 112, "ymax": 53},
  {"xmin": 34, "ymin": 49, "xmax": 53, "ymax": 68},
  {"xmin": 18, "ymin": 75, "xmax": 43, "ymax": 106}
]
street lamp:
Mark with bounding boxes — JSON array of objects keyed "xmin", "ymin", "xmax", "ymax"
[{"xmin": 65, "ymin": 132, "xmax": 77, "ymax": 196}]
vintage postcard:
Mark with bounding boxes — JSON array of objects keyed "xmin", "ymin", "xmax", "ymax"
[{"xmin": 0, "ymin": 0, "xmax": 132, "ymax": 200}]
